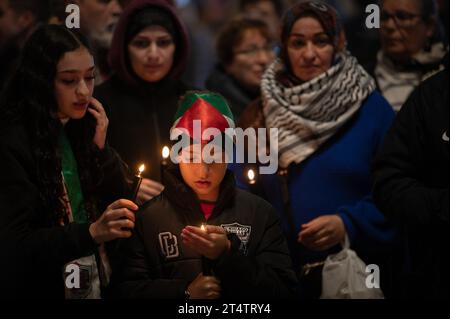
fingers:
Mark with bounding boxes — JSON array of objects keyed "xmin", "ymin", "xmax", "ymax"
[
  {"xmin": 140, "ymin": 178, "xmax": 164, "ymax": 195},
  {"xmin": 298, "ymin": 226, "xmax": 329, "ymax": 243},
  {"xmin": 106, "ymin": 208, "xmax": 136, "ymax": 223},
  {"xmin": 206, "ymin": 291, "xmax": 221, "ymax": 299},
  {"xmin": 299, "ymin": 218, "xmax": 327, "ymax": 239},
  {"xmin": 313, "ymin": 235, "xmax": 332, "ymax": 249},
  {"xmin": 108, "ymin": 199, "xmax": 139, "ymax": 211},
  {"xmin": 107, "ymin": 219, "xmax": 135, "ymax": 230},
  {"xmin": 136, "ymin": 192, "xmax": 153, "ymax": 205},
  {"xmin": 88, "ymin": 97, "xmax": 106, "ymax": 114},
  {"xmin": 185, "ymin": 226, "xmax": 209, "ymax": 237},
  {"xmin": 137, "ymin": 179, "xmax": 164, "ymax": 203},
  {"xmin": 201, "ymin": 276, "xmax": 221, "ymax": 294},
  {"xmin": 205, "ymin": 276, "xmax": 221, "ymax": 286},
  {"xmin": 205, "ymin": 225, "xmax": 226, "ymax": 234},
  {"xmin": 181, "ymin": 228, "xmax": 211, "ymax": 248},
  {"xmin": 87, "ymin": 107, "xmax": 101, "ymax": 118},
  {"xmin": 111, "ymin": 228, "xmax": 133, "ymax": 239}
]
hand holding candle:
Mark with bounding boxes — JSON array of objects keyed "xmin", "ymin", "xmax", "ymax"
[{"xmin": 181, "ymin": 224, "xmax": 231, "ymax": 261}]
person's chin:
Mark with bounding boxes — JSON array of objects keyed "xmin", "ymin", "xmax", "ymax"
[
  {"xmin": 384, "ymin": 47, "xmax": 409, "ymax": 62},
  {"xmin": 299, "ymin": 71, "xmax": 322, "ymax": 82},
  {"xmin": 70, "ymin": 110, "xmax": 87, "ymax": 120},
  {"xmin": 142, "ymin": 71, "xmax": 165, "ymax": 83}
]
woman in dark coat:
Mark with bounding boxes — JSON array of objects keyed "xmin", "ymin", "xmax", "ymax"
[
  {"xmin": 95, "ymin": 0, "xmax": 192, "ymax": 204},
  {"xmin": 0, "ymin": 25, "xmax": 136, "ymax": 299}
]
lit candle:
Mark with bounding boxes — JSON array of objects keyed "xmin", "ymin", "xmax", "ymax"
[
  {"xmin": 247, "ymin": 169, "xmax": 256, "ymax": 185},
  {"xmin": 200, "ymin": 223, "xmax": 212, "ymax": 275},
  {"xmin": 161, "ymin": 146, "xmax": 170, "ymax": 183},
  {"xmin": 131, "ymin": 164, "xmax": 145, "ymax": 202}
]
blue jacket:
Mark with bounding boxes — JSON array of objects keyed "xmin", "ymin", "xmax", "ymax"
[{"xmin": 232, "ymin": 91, "xmax": 397, "ymax": 267}]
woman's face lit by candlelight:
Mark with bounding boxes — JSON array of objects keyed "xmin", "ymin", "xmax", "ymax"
[
  {"xmin": 128, "ymin": 25, "xmax": 175, "ymax": 83},
  {"xmin": 54, "ymin": 47, "xmax": 95, "ymax": 121}
]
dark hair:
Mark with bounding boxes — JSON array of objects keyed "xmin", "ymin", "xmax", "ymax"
[
  {"xmin": 216, "ymin": 17, "xmax": 271, "ymax": 66},
  {"xmin": 9, "ymin": 0, "xmax": 51, "ymax": 23},
  {"xmin": 0, "ymin": 24, "xmax": 99, "ymax": 224},
  {"xmin": 239, "ymin": 0, "xmax": 284, "ymax": 17}
]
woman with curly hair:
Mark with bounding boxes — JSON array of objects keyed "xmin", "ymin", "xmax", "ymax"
[{"xmin": 0, "ymin": 24, "xmax": 136, "ymax": 299}]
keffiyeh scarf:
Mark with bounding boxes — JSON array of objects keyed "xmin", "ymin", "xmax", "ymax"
[{"xmin": 261, "ymin": 51, "xmax": 376, "ymax": 168}]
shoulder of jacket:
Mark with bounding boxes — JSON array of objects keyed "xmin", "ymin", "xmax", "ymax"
[
  {"xmin": 234, "ymin": 188, "xmax": 274, "ymax": 213},
  {"xmin": 136, "ymin": 194, "xmax": 171, "ymax": 220}
]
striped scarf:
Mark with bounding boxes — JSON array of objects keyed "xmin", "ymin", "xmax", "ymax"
[{"xmin": 261, "ymin": 51, "xmax": 376, "ymax": 168}]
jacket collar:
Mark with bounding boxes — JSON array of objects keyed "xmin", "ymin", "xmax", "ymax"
[{"xmin": 162, "ymin": 167, "xmax": 236, "ymax": 225}]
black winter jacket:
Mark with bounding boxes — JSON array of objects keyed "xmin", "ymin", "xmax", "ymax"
[
  {"xmin": 110, "ymin": 168, "xmax": 298, "ymax": 299},
  {"xmin": 373, "ymin": 68, "xmax": 449, "ymax": 299},
  {"xmin": 0, "ymin": 124, "xmax": 130, "ymax": 298}
]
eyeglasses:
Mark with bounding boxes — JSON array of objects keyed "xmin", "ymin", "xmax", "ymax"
[
  {"xmin": 234, "ymin": 44, "xmax": 276, "ymax": 57},
  {"xmin": 380, "ymin": 10, "xmax": 423, "ymax": 28}
]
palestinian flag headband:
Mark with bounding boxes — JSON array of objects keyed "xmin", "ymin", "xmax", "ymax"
[{"xmin": 170, "ymin": 91, "xmax": 235, "ymax": 144}]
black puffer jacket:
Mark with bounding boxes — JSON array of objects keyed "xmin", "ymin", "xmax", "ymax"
[{"xmin": 110, "ymin": 168, "xmax": 298, "ymax": 298}]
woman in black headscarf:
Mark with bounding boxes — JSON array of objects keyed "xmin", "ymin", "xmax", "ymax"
[{"xmin": 95, "ymin": 0, "xmax": 192, "ymax": 204}]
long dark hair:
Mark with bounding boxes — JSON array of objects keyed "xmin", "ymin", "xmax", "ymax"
[{"xmin": 0, "ymin": 25, "xmax": 100, "ymax": 225}]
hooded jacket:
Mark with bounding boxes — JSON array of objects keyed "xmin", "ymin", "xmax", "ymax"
[
  {"xmin": 109, "ymin": 168, "xmax": 298, "ymax": 299},
  {"xmin": 95, "ymin": 0, "xmax": 192, "ymax": 180}
]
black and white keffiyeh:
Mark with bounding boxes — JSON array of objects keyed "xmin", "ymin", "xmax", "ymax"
[{"xmin": 261, "ymin": 51, "xmax": 376, "ymax": 168}]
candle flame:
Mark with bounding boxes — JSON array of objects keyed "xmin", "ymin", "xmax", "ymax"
[
  {"xmin": 162, "ymin": 146, "xmax": 170, "ymax": 159},
  {"xmin": 247, "ymin": 169, "xmax": 255, "ymax": 181},
  {"xmin": 138, "ymin": 164, "xmax": 145, "ymax": 176},
  {"xmin": 200, "ymin": 224, "xmax": 206, "ymax": 232}
]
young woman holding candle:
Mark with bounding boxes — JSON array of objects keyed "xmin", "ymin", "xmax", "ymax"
[
  {"xmin": 109, "ymin": 92, "xmax": 297, "ymax": 299},
  {"xmin": 0, "ymin": 25, "xmax": 137, "ymax": 299},
  {"xmin": 94, "ymin": 0, "xmax": 193, "ymax": 204}
]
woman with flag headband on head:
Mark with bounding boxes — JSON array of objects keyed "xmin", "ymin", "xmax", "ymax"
[
  {"xmin": 235, "ymin": 1, "xmax": 398, "ymax": 298},
  {"xmin": 109, "ymin": 91, "xmax": 297, "ymax": 299}
]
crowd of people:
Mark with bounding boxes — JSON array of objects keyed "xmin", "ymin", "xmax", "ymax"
[{"xmin": 0, "ymin": 0, "xmax": 448, "ymax": 300}]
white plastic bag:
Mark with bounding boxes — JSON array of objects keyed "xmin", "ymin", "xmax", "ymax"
[{"xmin": 320, "ymin": 236, "xmax": 384, "ymax": 299}]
